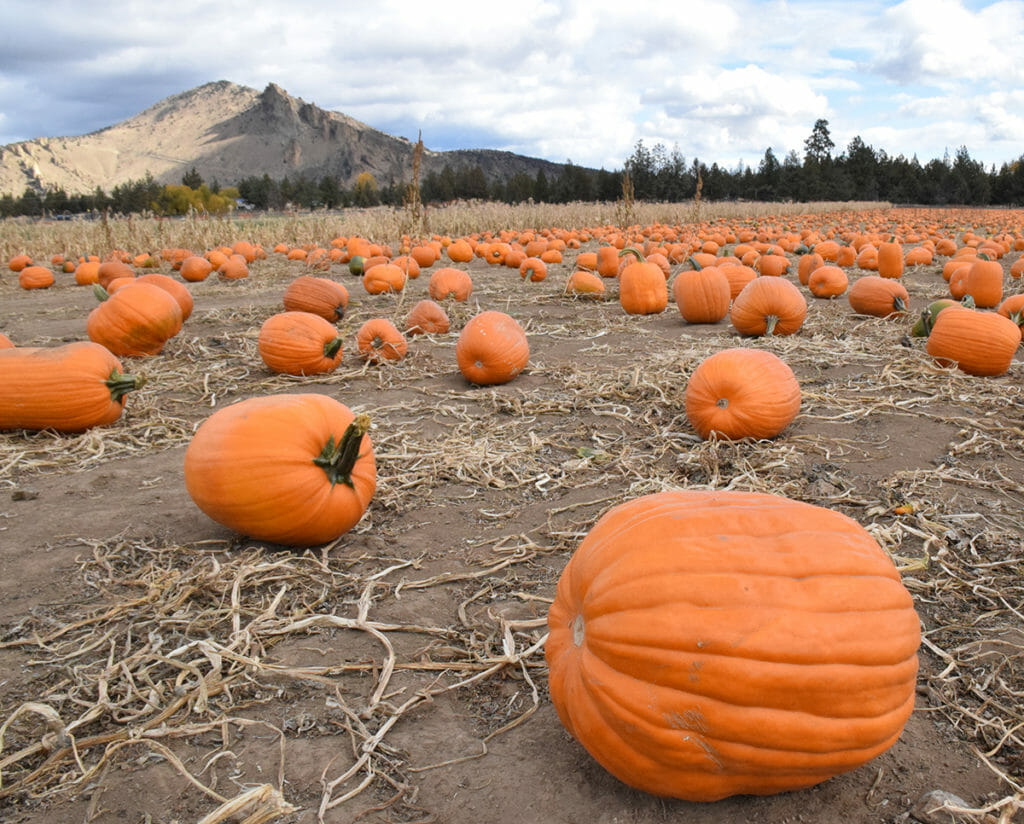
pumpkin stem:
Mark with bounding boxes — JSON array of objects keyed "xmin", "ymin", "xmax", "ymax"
[
  {"xmin": 93, "ymin": 284, "xmax": 110, "ymax": 302},
  {"xmin": 765, "ymin": 315, "xmax": 779, "ymax": 336},
  {"xmin": 106, "ymin": 368, "xmax": 144, "ymax": 402},
  {"xmin": 619, "ymin": 246, "xmax": 645, "ymax": 263},
  {"xmin": 314, "ymin": 413, "xmax": 371, "ymax": 487},
  {"xmin": 323, "ymin": 337, "xmax": 343, "ymax": 359},
  {"xmin": 961, "ymin": 294, "xmax": 976, "ymax": 309},
  {"xmin": 893, "ymin": 296, "xmax": 907, "ymax": 314},
  {"xmin": 687, "ymin": 254, "xmax": 704, "ymax": 270}
]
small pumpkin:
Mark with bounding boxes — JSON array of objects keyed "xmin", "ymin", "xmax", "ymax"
[
  {"xmin": 564, "ymin": 270, "xmax": 606, "ymax": 299},
  {"xmin": 519, "ymin": 257, "xmax": 547, "ymax": 283},
  {"xmin": 618, "ymin": 248, "xmax": 668, "ymax": 315},
  {"xmin": 877, "ymin": 239, "xmax": 904, "ymax": 279},
  {"xmin": 456, "ymin": 310, "xmax": 529, "ymax": 385},
  {"xmin": 362, "ymin": 263, "xmax": 406, "ymax": 295},
  {"xmin": 807, "ymin": 265, "xmax": 849, "ymax": 299},
  {"xmin": 546, "ymin": 489, "xmax": 920, "ymax": 801},
  {"xmin": 0, "ymin": 341, "xmax": 143, "ymax": 432},
  {"xmin": 405, "ymin": 299, "xmax": 450, "ymax": 336},
  {"xmin": 282, "ymin": 275, "xmax": 350, "ymax": 322},
  {"xmin": 356, "ymin": 318, "xmax": 408, "ymax": 362},
  {"xmin": 18, "ymin": 265, "xmax": 55, "ymax": 290},
  {"xmin": 685, "ymin": 348, "xmax": 800, "ymax": 440},
  {"xmin": 730, "ymin": 277, "xmax": 807, "ymax": 337},
  {"xmin": 179, "ymin": 255, "xmax": 214, "ymax": 282},
  {"xmin": 258, "ymin": 311, "xmax": 344, "ymax": 376},
  {"xmin": 428, "ymin": 267, "xmax": 473, "ymax": 302},
  {"xmin": 184, "ymin": 393, "xmax": 375, "ymax": 546},
  {"xmin": 847, "ymin": 276, "xmax": 909, "ymax": 318}
]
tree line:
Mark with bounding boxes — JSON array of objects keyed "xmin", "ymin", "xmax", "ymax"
[{"xmin": 2, "ymin": 120, "xmax": 1024, "ymax": 218}]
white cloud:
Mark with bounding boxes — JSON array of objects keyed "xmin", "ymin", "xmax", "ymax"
[{"xmin": 0, "ymin": 0, "xmax": 1022, "ymax": 170}]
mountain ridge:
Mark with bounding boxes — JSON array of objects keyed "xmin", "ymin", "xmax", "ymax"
[{"xmin": 0, "ymin": 81, "xmax": 569, "ymax": 196}]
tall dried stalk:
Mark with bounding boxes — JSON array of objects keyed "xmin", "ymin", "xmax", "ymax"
[
  {"xmin": 615, "ymin": 170, "xmax": 637, "ymax": 229},
  {"xmin": 400, "ymin": 131, "xmax": 427, "ymax": 240}
]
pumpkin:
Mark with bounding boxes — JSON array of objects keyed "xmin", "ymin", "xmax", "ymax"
[
  {"xmin": 18, "ymin": 265, "xmax": 55, "ymax": 290},
  {"xmin": 74, "ymin": 261, "xmax": 101, "ymax": 285},
  {"xmin": 545, "ymin": 488, "xmax": 920, "ymax": 801},
  {"xmin": 363, "ymin": 263, "xmax": 406, "ymax": 295},
  {"xmin": 428, "ymin": 267, "xmax": 473, "ymax": 302},
  {"xmin": 672, "ymin": 267, "xmax": 730, "ymax": 324},
  {"xmin": 184, "ymin": 393, "xmax": 375, "ymax": 546},
  {"xmin": 356, "ymin": 318, "xmax": 408, "ymax": 362},
  {"xmin": 7, "ymin": 254, "xmax": 32, "ymax": 272},
  {"xmin": 519, "ymin": 257, "xmax": 547, "ymax": 283},
  {"xmin": 797, "ymin": 252, "xmax": 825, "ymax": 286},
  {"xmin": 618, "ymin": 248, "xmax": 668, "ymax": 315},
  {"xmin": 0, "ymin": 341, "xmax": 143, "ymax": 432},
  {"xmin": 877, "ymin": 239, "xmax": 904, "ymax": 279},
  {"xmin": 456, "ymin": 310, "xmax": 529, "ymax": 385},
  {"xmin": 179, "ymin": 255, "xmax": 214, "ymax": 283},
  {"xmin": 446, "ymin": 239, "xmax": 475, "ymax": 263},
  {"xmin": 405, "ymin": 299, "xmax": 450, "ymax": 336},
  {"xmin": 926, "ymin": 308, "xmax": 1020, "ymax": 377},
  {"xmin": 596, "ymin": 246, "xmax": 620, "ymax": 278},
  {"xmin": 996, "ymin": 294, "xmax": 1024, "ymax": 331},
  {"xmin": 258, "ymin": 311, "xmax": 344, "ymax": 376},
  {"xmin": 807, "ymin": 265, "xmax": 849, "ymax": 299},
  {"xmin": 755, "ymin": 253, "xmax": 790, "ymax": 277},
  {"xmin": 410, "ymin": 245, "xmax": 437, "ymax": 268},
  {"xmin": 282, "ymin": 275, "xmax": 350, "ymax": 322},
  {"xmin": 730, "ymin": 277, "xmax": 807, "ymax": 337},
  {"xmin": 0, "ymin": 333, "xmax": 13, "ymax": 349},
  {"xmin": 218, "ymin": 254, "xmax": 250, "ymax": 280},
  {"xmin": 962, "ymin": 257, "xmax": 1003, "ymax": 308},
  {"xmin": 911, "ymin": 298, "xmax": 965, "ymax": 337},
  {"xmin": 564, "ymin": 270, "xmax": 606, "ymax": 299},
  {"xmin": 685, "ymin": 348, "xmax": 800, "ymax": 440},
  {"xmin": 86, "ymin": 282, "xmax": 184, "ymax": 356},
  {"xmin": 847, "ymin": 276, "xmax": 909, "ymax": 318}
]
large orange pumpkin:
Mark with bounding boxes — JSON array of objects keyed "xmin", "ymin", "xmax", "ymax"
[
  {"xmin": 0, "ymin": 341, "xmax": 143, "ymax": 432},
  {"xmin": 184, "ymin": 393, "xmax": 375, "ymax": 546},
  {"xmin": 86, "ymin": 282, "xmax": 184, "ymax": 356},
  {"xmin": 282, "ymin": 275, "xmax": 349, "ymax": 322},
  {"xmin": 258, "ymin": 311, "xmax": 344, "ymax": 376},
  {"xmin": 546, "ymin": 489, "xmax": 920, "ymax": 801},
  {"xmin": 926, "ymin": 308, "xmax": 1020, "ymax": 377},
  {"xmin": 618, "ymin": 249, "xmax": 668, "ymax": 315},
  {"xmin": 730, "ymin": 277, "xmax": 807, "ymax": 337}
]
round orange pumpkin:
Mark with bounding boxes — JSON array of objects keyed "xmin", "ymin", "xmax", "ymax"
[
  {"xmin": 258, "ymin": 311, "xmax": 344, "ymax": 376},
  {"xmin": 184, "ymin": 393, "xmax": 375, "ymax": 546},
  {"xmin": 356, "ymin": 318, "xmax": 408, "ymax": 362},
  {"xmin": 685, "ymin": 348, "xmax": 801, "ymax": 440},
  {"xmin": 546, "ymin": 489, "xmax": 920, "ymax": 801},
  {"xmin": 730, "ymin": 277, "xmax": 807, "ymax": 337},
  {"xmin": 618, "ymin": 249, "xmax": 668, "ymax": 315},
  {"xmin": 456, "ymin": 311, "xmax": 529, "ymax": 385},
  {"xmin": 282, "ymin": 275, "xmax": 350, "ymax": 322},
  {"xmin": 926, "ymin": 308, "xmax": 1020, "ymax": 377}
]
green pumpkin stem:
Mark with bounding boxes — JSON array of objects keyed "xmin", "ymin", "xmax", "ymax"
[
  {"xmin": 619, "ymin": 246, "xmax": 645, "ymax": 263},
  {"xmin": 765, "ymin": 315, "xmax": 779, "ymax": 336},
  {"xmin": 323, "ymin": 337, "xmax": 343, "ymax": 359},
  {"xmin": 893, "ymin": 296, "xmax": 907, "ymax": 314},
  {"xmin": 314, "ymin": 414, "xmax": 371, "ymax": 487},
  {"xmin": 106, "ymin": 368, "xmax": 144, "ymax": 402},
  {"xmin": 93, "ymin": 284, "xmax": 111, "ymax": 302}
]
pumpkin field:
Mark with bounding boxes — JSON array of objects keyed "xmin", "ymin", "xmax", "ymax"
[{"xmin": 0, "ymin": 201, "xmax": 1022, "ymax": 823}]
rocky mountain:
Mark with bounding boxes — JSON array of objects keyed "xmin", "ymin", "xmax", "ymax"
[{"xmin": 0, "ymin": 81, "xmax": 569, "ymax": 196}]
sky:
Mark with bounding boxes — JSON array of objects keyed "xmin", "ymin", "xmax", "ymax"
[{"xmin": 1, "ymin": 0, "xmax": 1023, "ymax": 174}]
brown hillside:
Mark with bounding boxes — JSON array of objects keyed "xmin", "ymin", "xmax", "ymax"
[{"xmin": 0, "ymin": 80, "xmax": 567, "ymax": 195}]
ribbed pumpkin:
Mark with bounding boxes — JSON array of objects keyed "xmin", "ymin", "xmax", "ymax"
[
  {"xmin": 428, "ymin": 267, "xmax": 473, "ymax": 302},
  {"xmin": 848, "ymin": 276, "xmax": 910, "ymax": 318},
  {"xmin": 564, "ymin": 270, "xmax": 606, "ymax": 298},
  {"xmin": 962, "ymin": 257, "xmax": 1003, "ymax": 308},
  {"xmin": 926, "ymin": 308, "xmax": 1020, "ymax": 377},
  {"xmin": 258, "ymin": 311, "xmax": 344, "ymax": 375},
  {"xmin": 456, "ymin": 310, "xmax": 529, "ymax": 385},
  {"xmin": 807, "ymin": 265, "xmax": 849, "ymax": 299},
  {"xmin": 877, "ymin": 239, "xmax": 904, "ymax": 279},
  {"xmin": 86, "ymin": 282, "xmax": 184, "ymax": 356},
  {"xmin": 405, "ymin": 299, "xmax": 450, "ymax": 336},
  {"xmin": 685, "ymin": 348, "xmax": 801, "ymax": 440},
  {"xmin": 356, "ymin": 318, "xmax": 408, "ymax": 362},
  {"xmin": 0, "ymin": 341, "xmax": 143, "ymax": 432},
  {"xmin": 546, "ymin": 489, "xmax": 920, "ymax": 802},
  {"xmin": 18, "ymin": 265, "xmax": 55, "ymax": 290},
  {"xmin": 730, "ymin": 277, "xmax": 807, "ymax": 337},
  {"xmin": 618, "ymin": 248, "xmax": 668, "ymax": 315},
  {"xmin": 282, "ymin": 275, "xmax": 350, "ymax": 322},
  {"xmin": 184, "ymin": 394, "xmax": 375, "ymax": 546},
  {"xmin": 135, "ymin": 273, "xmax": 194, "ymax": 321},
  {"xmin": 672, "ymin": 267, "xmax": 731, "ymax": 323},
  {"xmin": 363, "ymin": 263, "xmax": 406, "ymax": 294}
]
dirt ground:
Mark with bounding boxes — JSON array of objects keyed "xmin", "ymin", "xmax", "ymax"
[{"xmin": 0, "ymin": 231, "xmax": 1022, "ymax": 823}]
